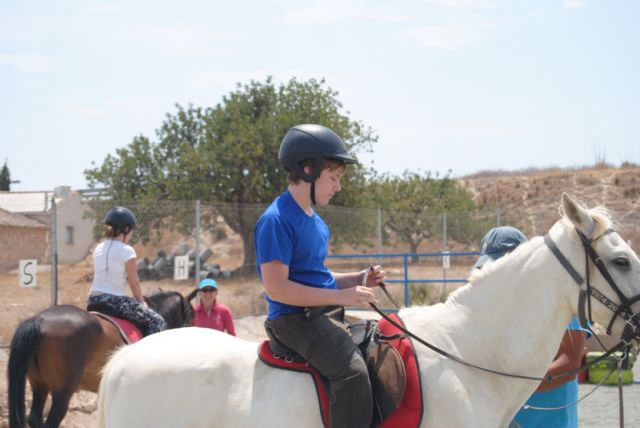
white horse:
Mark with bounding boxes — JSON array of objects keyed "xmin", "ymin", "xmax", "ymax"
[{"xmin": 97, "ymin": 194, "xmax": 640, "ymax": 428}]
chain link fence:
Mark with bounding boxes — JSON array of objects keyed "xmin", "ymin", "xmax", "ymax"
[{"xmin": 1, "ymin": 195, "xmax": 639, "ymax": 346}]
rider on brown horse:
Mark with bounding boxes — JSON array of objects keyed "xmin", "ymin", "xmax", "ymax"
[{"xmin": 86, "ymin": 206, "xmax": 165, "ymax": 336}]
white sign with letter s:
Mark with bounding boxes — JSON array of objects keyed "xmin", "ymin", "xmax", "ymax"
[{"xmin": 19, "ymin": 259, "xmax": 38, "ymax": 288}]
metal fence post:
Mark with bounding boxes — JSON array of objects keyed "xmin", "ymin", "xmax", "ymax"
[
  {"xmin": 496, "ymin": 206, "xmax": 501, "ymax": 227},
  {"xmin": 404, "ymin": 253, "xmax": 409, "ymax": 307},
  {"xmin": 50, "ymin": 197, "xmax": 58, "ymax": 306},
  {"xmin": 195, "ymin": 199, "xmax": 201, "ymax": 286},
  {"xmin": 442, "ymin": 213, "xmax": 448, "ymax": 300},
  {"xmin": 376, "ymin": 207, "xmax": 382, "ymax": 257}
]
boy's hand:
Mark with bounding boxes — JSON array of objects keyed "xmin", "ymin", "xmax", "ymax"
[
  {"xmin": 364, "ymin": 265, "xmax": 387, "ymax": 288},
  {"xmin": 340, "ymin": 286, "xmax": 379, "ymax": 308}
]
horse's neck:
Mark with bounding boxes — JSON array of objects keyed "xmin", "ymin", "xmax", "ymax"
[
  {"xmin": 409, "ymin": 237, "xmax": 577, "ymax": 377},
  {"xmin": 148, "ymin": 293, "xmax": 184, "ymax": 329}
]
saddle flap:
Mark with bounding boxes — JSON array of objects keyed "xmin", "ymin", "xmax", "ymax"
[
  {"xmin": 368, "ymin": 341, "xmax": 407, "ymax": 421},
  {"xmin": 258, "ymin": 340, "xmax": 331, "ymax": 428},
  {"xmin": 89, "ymin": 312, "xmax": 143, "ymax": 344}
]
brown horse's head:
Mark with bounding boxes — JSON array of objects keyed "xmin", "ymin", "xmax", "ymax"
[{"xmin": 145, "ymin": 290, "xmax": 195, "ymax": 328}]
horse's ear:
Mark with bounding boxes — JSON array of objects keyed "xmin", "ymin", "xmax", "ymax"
[
  {"xmin": 561, "ymin": 193, "xmax": 595, "ymax": 238},
  {"xmin": 186, "ymin": 288, "xmax": 199, "ymax": 302}
]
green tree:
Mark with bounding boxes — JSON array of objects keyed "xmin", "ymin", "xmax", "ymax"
[
  {"xmin": 85, "ymin": 77, "xmax": 377, "ymax": 270},
  {"xmin": 370, "ymin": 171, "xmax": 479, "ymax": 260},
  {"xmin": 0, "ymin": 159, "xmax": 11, "ymax": 191}
]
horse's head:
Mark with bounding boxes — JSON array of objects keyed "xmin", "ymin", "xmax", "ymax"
[
  {"xmin": 145, "ymin": 290, "xmax": 195, "ymax": 329},
  {"xmin": 557, "ymin": 193, "xmax": 640, "ymax": 344}
]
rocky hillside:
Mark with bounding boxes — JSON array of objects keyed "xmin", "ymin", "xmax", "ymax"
[{"xmin": 459, "ymin": 166, "xmax": 640, "ymax": 246}]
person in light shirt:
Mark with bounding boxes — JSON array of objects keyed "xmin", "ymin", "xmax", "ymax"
[
  {"xmin": 193, "ymin": 278, "xmax": 235, "ymax": 336},
  {"xmin": 475, "ymin": 226, "xmax": 589, "ymax": 428},
  {"xmin": 87, "ymin": 206, "xmax": 165, "ymax": 336}
]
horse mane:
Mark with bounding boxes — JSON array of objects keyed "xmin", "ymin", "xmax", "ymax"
[
  {"xmin": 465, "ymin": 237, "xmax": 540, "ymax": 287},
  {"xmin": 467, "ymin": 201, "xmax": 613, "ymax": 288}
]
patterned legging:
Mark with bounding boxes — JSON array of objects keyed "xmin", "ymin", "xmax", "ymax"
[{"xmin": 87, "ymin": 293, "xmax": 166, "ymax": 336}]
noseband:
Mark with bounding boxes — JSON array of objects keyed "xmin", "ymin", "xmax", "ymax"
[{"xmin": 544, "ymin": 228, "xmax": 640, "ymax": 346}]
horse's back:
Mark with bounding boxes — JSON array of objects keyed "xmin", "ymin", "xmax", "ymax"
[
  {"xmin": 37, "ymin": 304, "xmax": 99, "ymax": 334},
  {"xmin": 100, "ymin": 327, "xmax": 324, "ymax": 428}
]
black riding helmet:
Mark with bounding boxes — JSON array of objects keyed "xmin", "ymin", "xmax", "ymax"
[
  {"xmin": 104, "ymin": 207, "xmax": 137, "ymax": 236},
  {"xmin": 279, "ymin": 124, "xmax": 357, "ymax": 183},
  {"xmin": 279, "ymin": 124, "xmax": 356, "ymax": 204}
]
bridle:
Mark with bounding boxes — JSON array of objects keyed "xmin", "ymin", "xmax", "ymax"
[{"xmin": 545, "ymin": 227, "xmax": 640, "ymax": 347}]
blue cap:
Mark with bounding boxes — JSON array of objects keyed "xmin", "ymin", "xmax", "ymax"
[
  {"xmin": 198, "ymin": 278, "xmax": 218, "ymax": 290},
  {"xmin": 474, "ymin": 226, "xmax": 528, "ymax": 269}
]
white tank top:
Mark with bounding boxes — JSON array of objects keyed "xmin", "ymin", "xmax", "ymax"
[{"xmin": 90, "ymin": 239, "xmax": 136, "ymax": 296}]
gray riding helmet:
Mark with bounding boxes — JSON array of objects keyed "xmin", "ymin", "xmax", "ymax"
[{"xmin": 474, "ymin": 226, "xmax": 528, "ymax": 269}]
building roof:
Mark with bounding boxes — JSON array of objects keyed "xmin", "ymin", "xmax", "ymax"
[
  {"xmin": 0, "ymin": 191, "xmax": 62, "ymax": 213},
  {"xmin": 0, "ymin": 208, "xmax": 47, "ymax": 228}
]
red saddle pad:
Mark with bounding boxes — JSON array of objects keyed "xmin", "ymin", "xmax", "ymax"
[
  {"xmin": 258, "ymin": 340, "xmax": 331, "ymax": 427},
  {"xmin": 378, "ymin": 313, "xmax": 423, "ymax": 428},
  {"xmin": 90, "ymin": 312, "xmax": 143, "ymax": 344}
]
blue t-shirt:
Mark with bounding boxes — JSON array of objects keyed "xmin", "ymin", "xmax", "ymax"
[
  {"xmin": 254, "ymin": 191, "xmax": 337, "ymax": 320},
  {"xmin": 513, "ymin": 317, "xmax": 590, "ymax": 428}
]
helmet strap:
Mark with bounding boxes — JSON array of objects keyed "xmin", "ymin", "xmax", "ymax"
[{"xmin": 310, "ymin": 182, "xmax": 316, "ymax": 205}]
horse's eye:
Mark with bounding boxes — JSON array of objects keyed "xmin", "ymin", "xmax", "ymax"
[{"xmin": 612, "ymin": 257, "xmax": 630, "ymax": 270}]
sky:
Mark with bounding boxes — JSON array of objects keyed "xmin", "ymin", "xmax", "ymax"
[{"xmin": 1, "ymin": 0, "xmax": 639, "ymax": 191}]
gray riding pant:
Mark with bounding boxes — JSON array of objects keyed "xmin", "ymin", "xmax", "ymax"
[{"xmin": 265, "ymin": 306, "xmax": 373, "ymax": 428}]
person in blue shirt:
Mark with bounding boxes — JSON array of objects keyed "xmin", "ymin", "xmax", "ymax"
[
  {"xmin": 254, "ymin": 124, "xmax": 386, "ymax": 428},
  {"xmin": 475, "ymin": 226, "xmax": 588, "ymax": 428}
]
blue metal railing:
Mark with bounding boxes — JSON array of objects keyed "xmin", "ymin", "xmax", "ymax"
[{"xmin": 327, "ymin": 251, "xmax": 480, "ymax": 307}]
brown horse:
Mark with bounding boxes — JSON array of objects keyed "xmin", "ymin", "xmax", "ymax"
[{"xmin": 7, "ymin": 290, "xmax": 194, "ymax": 428}]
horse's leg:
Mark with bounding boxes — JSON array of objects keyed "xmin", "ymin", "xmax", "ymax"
[
  {"xmin": 36, "ymin": 313, "xmax": 102, "ymax": 427},
  {"xmin": 27, "ymin": 380, "xmax": 49, "ymax": 428},
  {"xmin": 42, "ymin": 389, "xmax": 74, "ymax": 428}
]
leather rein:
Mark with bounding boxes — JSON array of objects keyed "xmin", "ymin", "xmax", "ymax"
[{"xmin": 368, "ymin": 226, "xmax": 640, "ymax": 384}]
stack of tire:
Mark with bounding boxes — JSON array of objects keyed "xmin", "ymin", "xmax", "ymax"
[
  {"xmin": 136, "ymin": 245, "xmax": 232, "ymax": 281},
  {"xmin": 587, "ymin": 351, "xmax": 636, "ymax": 385}
]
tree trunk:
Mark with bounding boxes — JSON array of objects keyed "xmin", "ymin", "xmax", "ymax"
[
  {"xmin": 218, "ymin": 203, "xmax": 261, "ymax": 276},
  {"xmin": 410, "ymin": 242, "xmax": 419, "ymax": 263}
]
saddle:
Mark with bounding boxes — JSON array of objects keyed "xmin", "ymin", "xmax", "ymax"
[
  {"xmin": 88, "ymin": 309, "xmax": 144, "ymax": 344},
  {"xmin": 259, "ymin": 313, "xmax": 423, "ymax": 428}
]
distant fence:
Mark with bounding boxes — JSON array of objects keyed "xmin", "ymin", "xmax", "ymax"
[{"xmin": 327, "ymin": 251, "xmax": 479, "ymax": 307}]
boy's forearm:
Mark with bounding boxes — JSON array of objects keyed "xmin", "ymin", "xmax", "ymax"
[
  {"xmin": 333, "ymin": 270, "xmax": 366, "ymax": 289},
  {"xmin": 266, "ymin": 278, "xmax": 344, "ymax": 307}
]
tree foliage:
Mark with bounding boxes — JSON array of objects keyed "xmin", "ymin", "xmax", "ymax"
[
  {"xmin": 0, "ymin": 159, "xmax": 11, "ymax": 191},
  {"xmin": 85, "ymin": 77, "xmax": 378, "ymax": 268},
  {"xmin": 370, "ymin": 170, "xmax": 484, "ymax": 259}
]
